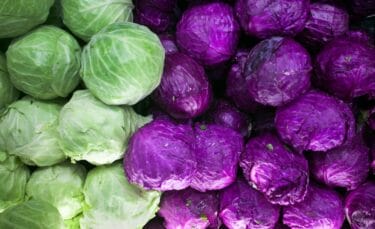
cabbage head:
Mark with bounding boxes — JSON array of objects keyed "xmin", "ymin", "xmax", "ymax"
[
  {"xmin": 0, "ymin": 153, "xmax": 30, "ymax": 213},
  {"xmin": 0, "ymin": 0, "xmax": 54, "ymax": 38},
  {"xmin": 0, "ymin": 52, "xmax": 19, "ymax": 110},
  {"xmin": 80, "ymin": 163, "xmax": 161, "ymax": 229},
  {"xmin": 81, "ymin": 22, "xmax": 165, "ymax": 105},
  {"xmin": 0, "ymin": 97, "xmax": 65, "ymax": 166},
  {"xmin": 6, "ymin": 25, "xmax": 81, "ymax": 100},
  {"xmin": 58, "ymin": 90, "xmax": 150, "ymax": 165},
  {"xmin": 26, "ymin": 162, "xmax": 86, "ymax": 219},
  {"xmin": 0, "ymin": 199, "xmax": 64, "ymax": 229},
  {"xmin": 61, "ymin": 0, "xmax": 134, "ymax": 41}
]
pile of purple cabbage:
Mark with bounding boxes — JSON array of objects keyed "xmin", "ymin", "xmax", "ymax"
[
  {"xmin": 0, "ymin": 0, "xmax": 374, "ymax": 228},
  {"xmin": 133, "ymin": 0, "xmax": 375, "ymax": 228}
]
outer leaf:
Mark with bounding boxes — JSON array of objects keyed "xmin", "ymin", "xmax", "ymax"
[
  {"xmin": 0, "ymin": 52, "xmax": 19, "ymax": 110},
  {"xmin": 26, "ymin": 162, "xmax": 86, "ymax": 219},
  {"xmin": 58, "ymin": 90, "xmax": 144, "ymax": 165},
  {"xmin": 0, "ymin": 153, "xmax": 30, "ymax": 213},
  {"xmin": 80, "ymin": 163, "xmax": 161, "ymax": 229},
  {"xmin": 6, "ymin": 26, "xmax": 81, "ymax": 99},
  {"xmin": 0, "ymin": 97, "xmax": 65, "ymax": 166},
  {"xmin": 81, "ymin": 22, "xmax": 165, "ymax": 105},
  {"xmin": 124, "ymin": 119, "xmax": 196, "ymax": 191},
  {"xmin": 61, "ymin": 0, "xmax": 134, "ymax": 41},
  {"xmin": 0, "ymin": 0, "xmax": 54, "ymax": 38},
  {"xmin": 0, "ymin": 199, "xmax": 64, "ymax": 229}
]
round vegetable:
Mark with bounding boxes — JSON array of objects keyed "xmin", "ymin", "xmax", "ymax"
[
  {"xmin": 0, "ymin": 0, "xmax": 54, "ymax": 38},
  {"xmin": 310, "ymin": 135, "xmax": 369, "ymax": 190},
  {"xmin": 152, "ymin": 52, "xmax": 212, "ymax": 119},
  {"xmin": 176, "ymin": 2, "xmax": 240, "ymax": 66},
  {"xmin": 0, "ymin": 52, "xmax": 19, "ymax": 110},
  {"xmin": 61, "ymin": 0, "xmax": 134, "ymax": 41},
  {"xmin": 58, "ymin": 90, "xmax": 145, "ymax": 165},
  {"xmin": 219, "ymin": 178, "xmax": 280, "ymax": 229},
  {"xmin": 26, "ymin": 162, "xmax": 86, "ymax": 219},
  {"xmin": 81, "ymin": 22, "xmax": 165, "ymax": 105},
  {"xmin": 135, "ymin": 0, "xmax": 177, "ymax": 33},
  {"xmin": 206, "ymin": 99, "xmax": 250, "ymax": 137},
  {"xmin": 283, "ymin": 184, "xmax": 345, "ymax": 229},
  {"xmin": 6, "ymin": 25, "xmax": 81, "ymax": 100},
  {"xmin": 191, "ymin": 124, "xmax": 243, "ymax": 192},
  {"xmin": 0, "ymin": 199, "xmax": 64, "ymax": 229},
  {"xmin": 241, "ymin": 132, "xmax": 309, "ymax": 205},
  {"xmin": 345, "ymin": 182, "xmax": 375, "ymax": 229},
  {"xmin": 300, "ymin": 3, "xmax": 349, "ymax": 45},
  {"xmin": 124, "ymin": 119, "xmax": 196, "ymax": 191},
  {"xmin": 315, "ymin": 37, "xmax": 375, "ymax": 100},
  {"xmin": 0, "ymin": 97, "xmax": 65, "ymax": 166},
  {"xmin": 275, "ymin": 90, "xmax": 355, "ymax": 152},
  {"xmin": 0, "ymin": 153, "xmax": 30, "ymax": 213},
  {"xmin": 159, "ymin": 34, "xmax": 178, "ymax": 54},
  {"xmin": 159, "ymin": 188, "xmax": 220, "ymax": 229},
  {"xmin": 225, "ymin": 50, "xmax": 259, "ymax": 113},
  {"xmin": 235, "ymin": 0, "xmax": 309, "ymax": 38},
  {"xmin": 244, "ymin": 37, "xmax": 312, "ymax": 106},
  {"xmin": 80, "ymin": 163, "xmax": 160, "ymax": 229}
]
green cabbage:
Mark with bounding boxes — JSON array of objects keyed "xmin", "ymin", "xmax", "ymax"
[
  {"xmin": 81, "ymin": 22, "xmax": 165, "ymax": 105},
  {"xmin": 0, "ymin": 52, "xmax": 19, "ymax": 110},
  {"xmin": 0, "ymin": 0, "xmax": 54, "ymax": 38},
  {"xmin": 58, "ymin": 90, "xmax": 150, "ymax": 165},
  {"xmin": 0, "ymin": 97, "xmax": 65, "ymax": 166},
  {"xmin": 26, "ymin": 162, "xmax": 86, "ymax": 219},
  {"xmin": 80, "ymin": 163, "xmax": 161, "ymax": 229},
  {"xmin": 0, "ymin": 199, "xmax": 64, "ymax": 229},
  {"xmin": 0, "ymin": 152, "xmax": 30, "ymax": 213},
  {"xmin": 6, "ymin": 25, "xmax": 81, "ymax": 99},
  {"xmin": 61, "ymin": 0, "xmax": 134, "ymax": 41}
]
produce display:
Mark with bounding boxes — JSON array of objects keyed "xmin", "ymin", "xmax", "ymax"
[{"xmin": 0, "ymin": 0, "xmax": 374, "ymax": 229}]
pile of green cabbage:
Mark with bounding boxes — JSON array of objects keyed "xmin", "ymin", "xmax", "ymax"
[{"xmin": 0, "ymin": 0, "xmax": 164, "ymax": 228}]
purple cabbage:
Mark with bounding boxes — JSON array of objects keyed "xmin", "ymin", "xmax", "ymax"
[
  {"xmin": 275, "ymin": 90, "xmax": 355, "ymax": 152},
  {"xmin": 345, "ymin": 182, "xmax": 375, "ymax": 229},
  {"xmin": 300, "ymin": 3, "xmax": 349, "ymax": 45},
  {"xmin": 159, "ymin": 34, "xmax": 178, "ymax": 54},
  {"xmin": 235, "ymin": 0, "xmax": 309, "ymax": 39},
  {"xmin": 225, "ymin": 50, "xmax": 259, "ymax": 113},
  {"xmin": 206, "ymin": 99, "xmax": 250, "ymax": 137},
  {"xmin": 176, "ymin": 2, "xmax": 240, "ymax": 66},
  {"xmin": 191, "ymin": 124, "xmax": 243, "ymax": 192},
  {"xmin": 315, "ymin": 37, "xmax": 375, "ymax": 100},
  {"xmin": 219, "ymin": 178, "xmax": 280, "ymax": 229},
  {"xmin": 240, "ymin": 132, "xmax": 309, "ymax": 205},
  {"xmin": 134, "ymin": 0, "xmax": 177, "ymax": 33},
  {"xmin": 159, "ymin": 188, "xmax": 220, "ymax": 229},
  {"xmin": 124, "ymin": 119, "xmax": 196, "ymax": 191},
  {"xmin": 310, "ymin": 134, "xmax": 370, "ymax": 190},
  {"xmin": 283, "ymin": 184, "xmax": 345, "ymax": 229},
  {"xmin": 153, "ymin": 52, "xmax": 212, "ymax": 119},
  {"xmin": 244, "ymin": 37, "xmax": 312, "ymax": 106}
]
